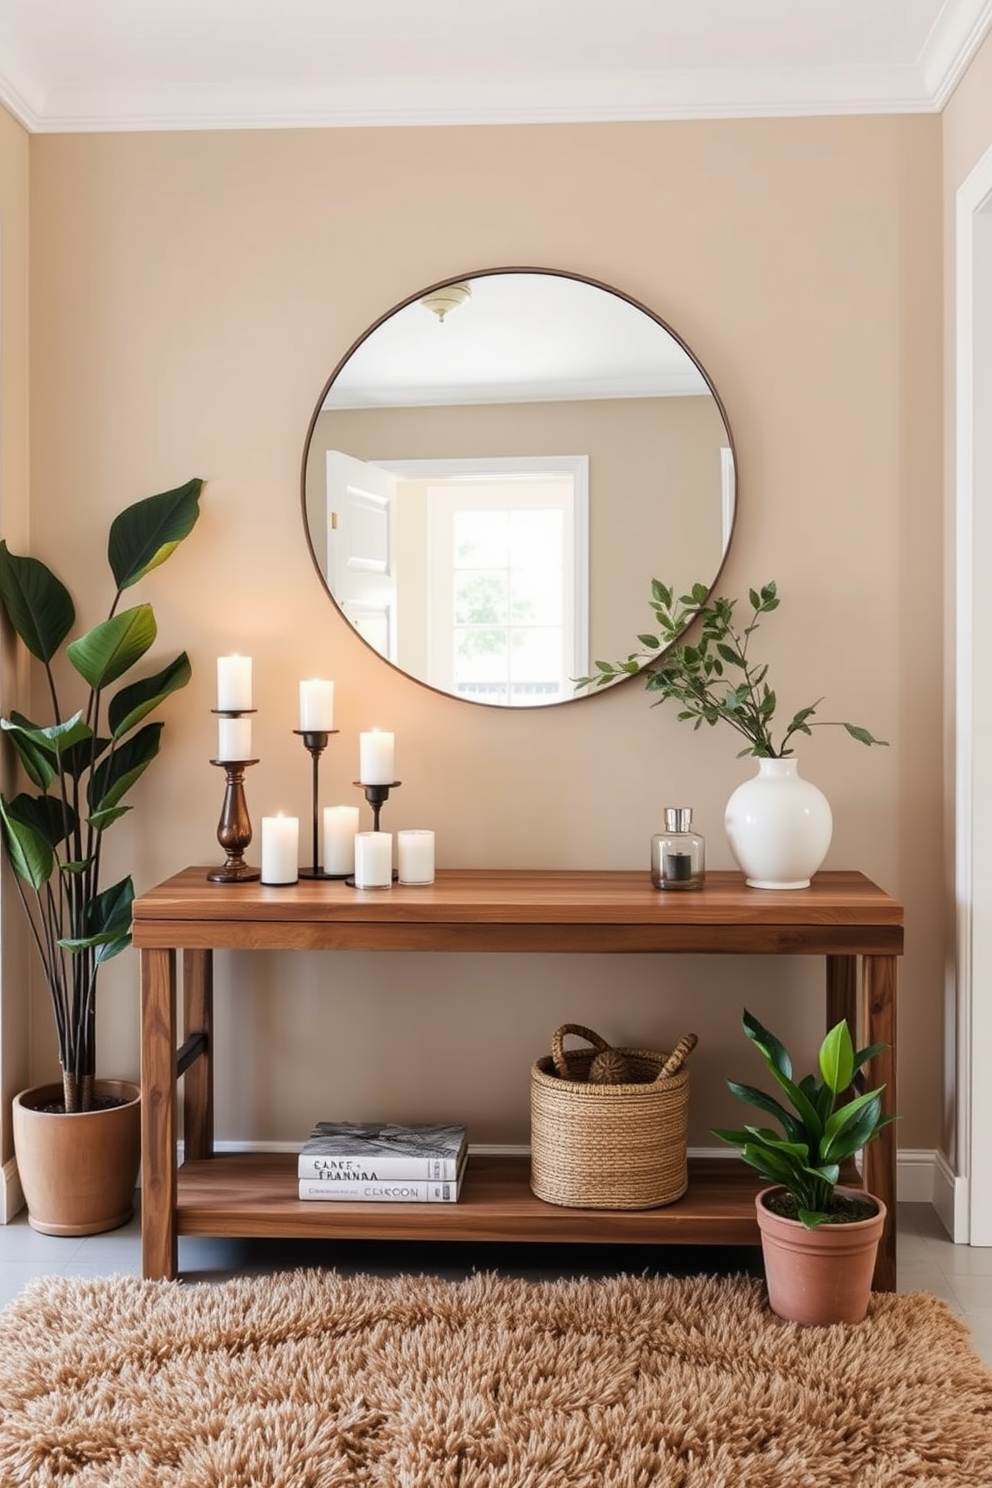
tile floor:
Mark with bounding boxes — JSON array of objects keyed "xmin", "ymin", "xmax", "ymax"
[{"xmin": 0, "ymin": 1198, "xmax": 989, "ymax": 1365}]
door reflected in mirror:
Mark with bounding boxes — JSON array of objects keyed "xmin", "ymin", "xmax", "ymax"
[{"xmin": 302, "ymin": 268, "xmax": 736, "ymax": 708}]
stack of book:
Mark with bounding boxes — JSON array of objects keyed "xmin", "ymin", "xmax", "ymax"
[{"xmin": 297, "ymin": 1120, "xmax": 467, "ymax": 1203}]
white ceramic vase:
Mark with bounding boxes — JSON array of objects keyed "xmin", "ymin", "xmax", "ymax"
[{"xmin": 724, "ymin": 757, "xmax": 832, "ymax": 889}]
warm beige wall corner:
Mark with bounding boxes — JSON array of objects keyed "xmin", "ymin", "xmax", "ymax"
[
  {"xmin": 0, "ymin": 101, "xmax": 31, "ymax": 1184},
  {"xmin": 25, "ymin": 116, "xmax": 942, "ymax": 1151},
  {"xmin": 941, "ymin": 28, "xmax": 992, "ymax": 1168}
]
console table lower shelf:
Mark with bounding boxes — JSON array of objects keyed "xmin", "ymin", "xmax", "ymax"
[{"xmin": 175, "ymin": 1152, "xmax": 800, "ymax": 1245}]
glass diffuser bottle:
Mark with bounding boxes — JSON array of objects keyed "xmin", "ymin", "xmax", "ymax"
[{"xmin": 651, "ymin": 807, "xmax": 705, "ymax": 890}]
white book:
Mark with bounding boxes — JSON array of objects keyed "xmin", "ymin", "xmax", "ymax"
[
  {"xmin": 298, "ymin": 1165, "xmax": 465, "ymax": 1204},
  {"xmin": 297, "ymin": 1120, "xmax": 467, "ymax": 1181}
]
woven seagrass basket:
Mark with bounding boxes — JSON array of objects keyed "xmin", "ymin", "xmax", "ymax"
[{"xmin": 530, "ymin": 1023, "xmax": 698, "ymax": 1210}]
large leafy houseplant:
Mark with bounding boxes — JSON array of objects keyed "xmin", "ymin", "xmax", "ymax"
[
  {"xmin": 0, "ymin": 479, "xmax": 203, "ymax": 1112},
  {"xmin": 577, "ymin": 580, "xmax": 887, "ymax": 757},
  {"xmin": 712, "ymin": 1008, "xmax": 896, "ymax": 1227}
]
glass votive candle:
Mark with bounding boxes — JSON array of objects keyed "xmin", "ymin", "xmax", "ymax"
[
  {"xmin": 354, "ymin": 831, "xmax": 393, "ymax": 889},
  {"xmin": 397, "ymin": 829, "xmax": 435, "ymax": 885}
]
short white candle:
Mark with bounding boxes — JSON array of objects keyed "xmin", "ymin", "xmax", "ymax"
[
  {"xmin": 359, "ymin": 729, "xmax": 395, "ymax": 785},
  {"xmin": 261, "ymin": 814, "xmax": 299, "ymax": 885},
  {"xmin": 217, "ymin": 655, "xmax": 252, "ymax": 711},
  {"xmin": 354, "ymin": 831, "xmax": 393, "ymax": 889},
  {"xmin": 299, "ymin": 678, "xmax": 335, "ymax": 733},
  {"xmin": 397, "ymin": 829, "xmax": 435, "ymax": 885},
  {"xmin": 323, "ymin": 805, "xmax": 360, "ymax": 875},
  {"xmin": 217, "ymin": 715, "xmax": 252, "ymax": 761}
]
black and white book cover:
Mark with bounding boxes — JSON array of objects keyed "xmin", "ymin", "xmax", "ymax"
[{"xmin": 298, "ymin": 1121, "xmax": 467, "ymax": 1180}]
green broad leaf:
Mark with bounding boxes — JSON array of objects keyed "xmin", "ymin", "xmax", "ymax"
[
  {"xmin": 87, "ymin": 804, "xmax": 131, "ymax": 832},
  {"xmin": 716, "ymin": 642, "xmax": 744, "ymax": 666},
  {"xmin": 844, "ymin": 723, "xmax": 889, "ymax": 747},
  {"xmin": 851, "ymin": 1040, "xmax": 888, "ymax": 1076},
  {"xmin": 107, "ymin": 652, "xmax": 192, "ymax": 738},
  {"xmin": 741, "ymin": 1127, "xmax": 810, "ymax": 1160},
  {"xmin": 636, "ymin": 634, "xmax": 660, "ymax": 650},
  {"xmin": 711, "ymin": 1126, "xmax": 752, "ymax": 1149},
  {"xmin": 59, "ymin": 732, "xmax": 111, "ymax": 784},
  {"xmin": 650, "ymin": 579, "xmax": 672, "ymax": 608},
  {"xmin": 821, "ymin": 1092, "xmax": 885, "ymax": 1163},
  {"xmin": 67, "ymin": 604, "xmax": 157, "ymax": 690},
  {"xmin": 798, "ymin": 1209, "xmax": 830, "ymax": 1229},
  {"xmin": 0, "ymin": 715, "xmax": 59, "ymax": 790},
  {"xmin": 2, "ymin": 790, "xmax": 74, "ymax": 851},
  {"xmin": 739, "ymin": 1142, "xmax": 802, "ymax": 1186},
  {"xmin": 819, "ymin": 1019, "xmax": 855, "ymax": 1095},
  {"xmin": 89, "ymin": 723, "xmax": 163, "ymax": 815},
  {"xmin": 0, "ymin": 795, "xmax": 54, "ymax": 888},
  {"xmin": 87, "ymin": 874, "xmax": 134, "ymax": 941},
  {"xmin": 725, "ymin": 1079, "xmax": 805, "ymax": 1143},
  {"xmin": 742, "ymin": 1009, "xmax": 793, "ymax": 1081},
  {"xmin": 0, "ymin": 542, "xmax": 75, "ymax": 662},
  {"xmin": 801, "ymin": 1160, "xmax": 841, "ymax": 1186},
  {"xmin": 108, "ymin": 479, "xmax": 204, "ymax": 591}
]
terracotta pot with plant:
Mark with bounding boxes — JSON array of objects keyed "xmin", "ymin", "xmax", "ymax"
[
  {"xmin": 578, "ymin": 580, "xmax": 888, "ymax": 887},
  {"xmin": 0, "ymin": 479, "xmax": 203, "ymax": 1233},
  {"xmin": 713, "ymin": 1008, "xmax": 897, "ymax": 1325}
]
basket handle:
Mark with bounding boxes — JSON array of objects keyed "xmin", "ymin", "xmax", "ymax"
[
  {"xmin": 656, "ymin": 1033, "xmax": 699, "ymax": 1080},
  {"xmin": 551, "ymin": 1023, "xmax": 611, "ymax": 1078}
]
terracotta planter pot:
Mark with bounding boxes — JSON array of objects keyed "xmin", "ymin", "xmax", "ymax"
[
  {"xmin": 12, "ymin": 1079, "xmax": 141, "ymax": 1236},
  {"xmin": 755, "ymin": 1185, "xmax": 887, "ymax": 1326}
]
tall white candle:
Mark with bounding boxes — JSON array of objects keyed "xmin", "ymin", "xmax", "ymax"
[
  {"xmin": 397, "ymin": 829, "xmax": 435, "ymax": 885},
  {"xmin": 217, "ymin": 715, "xmax": 252, "ymax": 761},
  {"xmin": 261, "ymin": 814, "xmax": 299, "ymax": 885},
  {"xmin": 217, "ymin": 655, "xmax": 252, "ymax": 711},
  {"xmin": 299, "ymin": 678, "xmax": 335, "ymax": 732},
  {"xmin": 323, "ymin": 805, "xmax": 360, "ymax": 875},
  {"xmin": 354, "ymin": 831, "xmax": 393, "ymax": 889},
  {"xmin": 359, "ymin": 729, "xmax": 395, "ymax": 785}
]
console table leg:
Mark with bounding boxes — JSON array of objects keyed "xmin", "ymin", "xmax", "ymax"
[
  {"xmin": 182, "ymin": 949, "xmax": 214, "ymax": 1161},
  {"xmin": 863, "ymin": 953, "xmax": 898, "ymax": 1291},
  {"xmin": 141, "ymin": 946, "xmax": 179, "ymax": 1281},
  {"xmin": 826, "ymin": 953, "xmax": 857, "ymax": 1038}
]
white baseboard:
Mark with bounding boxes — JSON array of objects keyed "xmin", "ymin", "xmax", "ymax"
[{"xmin": 1, "ymin": 1156, "xmax": 25, "ymax": 1225}]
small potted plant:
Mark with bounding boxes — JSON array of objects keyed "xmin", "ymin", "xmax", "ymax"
[
  {"xmin": 712, "ymin": 1008, "xmax": 896, "ymax": 1324},
  {"xmin": 578, "ymin": 580, "xmax": 888, "ymax": 888},
  {"xmin": 0, "ymin": 478, "xmax": 203, "ymax": 1234}
]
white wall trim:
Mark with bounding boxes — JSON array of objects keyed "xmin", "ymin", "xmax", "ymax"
[
  {"xmin": 955, "ymin": 140, "xmax": 992, "ymax": 1247},
  {"xmin": 1, "ymin": 1157, "xmax": 24, "ymax": 1226}
]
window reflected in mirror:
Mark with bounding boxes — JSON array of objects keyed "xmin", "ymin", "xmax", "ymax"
[{"xmin": 302, "ymin": 268, "xmax": 736, "ymax": 708}]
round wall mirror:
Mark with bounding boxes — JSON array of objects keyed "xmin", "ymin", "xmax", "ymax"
[{"xmin": 301, "ymin": 267, "xmax": 736, "ymax": 708}]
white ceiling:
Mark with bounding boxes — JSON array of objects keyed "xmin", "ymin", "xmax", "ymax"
[{"xmin": 0, "ymin": 0, "xmax": 989, "ymax": 134}]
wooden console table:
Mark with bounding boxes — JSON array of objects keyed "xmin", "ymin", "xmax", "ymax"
[{"xmin": 134, "ymin": 867, "xmax": 903, "ymax": 1285}]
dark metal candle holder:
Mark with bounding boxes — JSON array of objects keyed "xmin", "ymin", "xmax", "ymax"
[
  {"xmin": 293, "ymin": 728, "xmax": 341, "ymax": 879},
  {"xmin": 207, "ymin": 758, "xmax": 260, "ymax": 883},
  {"xmin": 353, "ymin": 779, "xmax": 402, "ymax": 834}
]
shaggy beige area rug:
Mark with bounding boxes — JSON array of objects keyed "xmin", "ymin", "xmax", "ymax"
[{"xmin": 1, "ymin": 1270, "xmax": 990, "ymax": 1487}]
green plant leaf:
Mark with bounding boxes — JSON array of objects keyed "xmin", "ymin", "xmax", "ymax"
[
  {"xmin": 724, "ymin": 1079, "xmax": 806, "ymax": 1144},
  {"xmin": 0, "ymin": 542, "xmax": 75, "ymax": 662},
  {"xmin": 67, "ymin": 604, "xmax": 157, "ymax": 690},
  {"xmin": 0, "ymin": 795, "xmax": 54, "ymax": 888},
  {"xmin": 844, "ymin": 723, "xmax": 889, "ymax": 747},
  {"xmin": 821, "ymin": 1091, "xmax": 886, "ymax": 1163},
  {"xmin": 108, "ymin": 479, "xmax": 203, "ymax": 591},
  {"xmin": 742, "ymin": 1009, "xmax": 792, "ymax": 1080},
  {"xmin": 88, "ymin": 723, "xmax": 163, "ymax": 815},
  {"xmin": 107, "ymin": 652, "xmax": 192, "ymax": 738},
  {"xmin": 2, "ymin": 790, "xmax": 74, "ymax": 851},
  {"xmin": 819, "ymin": 1019, "xmax": 855, "ymax": 1095}
]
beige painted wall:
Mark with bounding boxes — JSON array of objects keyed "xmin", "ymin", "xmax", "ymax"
[
  {"xmin": 11, "ymin": 115, "xmax": 942, "ymax": 1156},
  {"xmin": 0, "ymin": 103, "xmax": 30, "ymax": 1178}
]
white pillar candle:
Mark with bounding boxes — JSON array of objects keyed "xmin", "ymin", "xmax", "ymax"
[
  {"xmin": 397, "ymin": 829, "xmax": 435, "ymax": 885},
  {"xmin": 323, "ymin": 805, "xmax": 360, "ymax": 875},
  {"xmin": 359, "ymin": 729, "xmax": 395, "ymax": 784},
  {"xmin": 261, "ymin": 814, "xmax": 299, "ymax": 885},
  {"xmin": 299, "ymin": 678, "xmax": 335, "ymax": 732},
  {"xmin": 354, "ymin": 831, "xmax": 393, "ymax": 889},
  {"xmin": 217, "ymin": 715, "xmax": 252, "ymax": 761},
  {"xmin": 217, "ymin": 655, "xmax": 252, "ymax": 711}
]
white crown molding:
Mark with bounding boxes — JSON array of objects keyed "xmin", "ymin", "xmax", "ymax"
[
  {"xmin": 921, "ymin": 0, "xmax": 992, "ymax": 109},
  {"xmin": 0, "ymin": 1, "xmax": 987, "ymax": 134}
]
